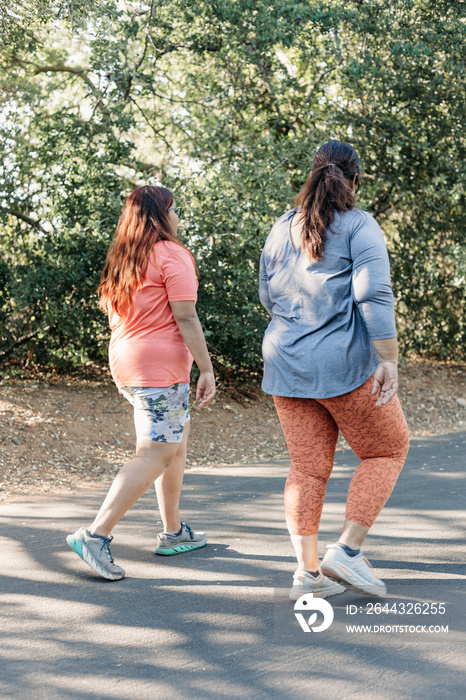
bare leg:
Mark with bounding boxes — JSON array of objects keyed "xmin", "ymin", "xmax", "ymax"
[
  {"xmin": 289, "ymin": 533, "xmax": 320, "ymax": 571},
  {"xmin": 290, "ymin": 522, "xmax": 368, "ymax": 572},
  {"xmin": 90, "ymin": 440, "xmax": 179, "ymax": 537},
  {"xmin": 155, "ymin": 421, "xmax": 190, "ymax": 533},
  {"xmin": 338, "ymin": 519, "xmax": 369, "ymax": 548}
]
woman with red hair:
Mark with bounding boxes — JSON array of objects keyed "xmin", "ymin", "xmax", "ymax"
[{"xmin": 67, "ymin": 186, "xmax": 215, "ymax": 580}]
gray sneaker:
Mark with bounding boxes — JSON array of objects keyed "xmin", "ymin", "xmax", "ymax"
[
  {"xmin": 66, "ymin": 527, "xmax": 125, "ymax": 580},
  {"xmin": 155, "ymin": 522, "xmax": 207, "ymax": 555},
  {"xmin": 289, "ymin": 569, "xmax": 346, "ymax": 601}
]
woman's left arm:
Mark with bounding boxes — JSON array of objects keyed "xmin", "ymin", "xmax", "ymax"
[{"xmin": 170, "ymin": 300, "xmax": 216, "ymax": 408}]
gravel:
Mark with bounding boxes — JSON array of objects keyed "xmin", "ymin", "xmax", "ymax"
[{"xmin": 1, "ymin": 360, "xmax": 465, "ymax": 503}]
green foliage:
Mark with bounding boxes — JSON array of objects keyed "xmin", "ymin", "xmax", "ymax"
[{"xmin": 0, "ymin": 0, "xmax": 464, "ymax": 373}]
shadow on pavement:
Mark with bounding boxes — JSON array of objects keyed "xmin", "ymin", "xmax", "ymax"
[{"xmin": 0, "ymin": 432, "xmax": 465, "ymax": 699}]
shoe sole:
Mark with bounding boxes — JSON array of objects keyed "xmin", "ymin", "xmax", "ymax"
[
  {"xmin": 155, "ymin": 540, "xmax": 207, "ymax": 556},
  {"xmin": 66, "ymin": 535, "xmax": 125, "ymax": 581},
  {"xmin": 320, "ymin": 562, "xmax": 386, "ymax": 597},
  {"xmin": 289, "ymin": 584, "xmax": 345, "ymax": 601}
]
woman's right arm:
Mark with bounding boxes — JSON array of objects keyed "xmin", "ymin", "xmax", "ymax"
[{"xmin": 371, "ymin": 337, "xmax": 398, "ymax": 406}]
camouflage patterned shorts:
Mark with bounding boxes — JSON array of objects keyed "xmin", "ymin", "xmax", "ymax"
[{"xmin": 120, "ymin": 383, "xmax": 190, "ymax": 443}]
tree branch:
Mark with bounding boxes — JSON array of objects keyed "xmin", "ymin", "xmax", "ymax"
[
  {"xmin": 0, "ymin": 297, "xmax": 87, "ymax": 360},
  {"xmin": 133, "ymin": 0, "xmax": 158, "ymax": 73},
  {"xmin": 9, "ymin": 56, "xmax": 102, "ymax": 100},
  {"xmin": 255, "ymin": 57, "xmax": 297, "ymax": 137},
  {"xmin": 0, "ymin": 326, "xmax": 51, "ymax": 360},
  {"xmin": 0, "ymin": 206, "xmax": 48, "ymax": 234},
  {"xmin": 129, "ymin": 96, "xmax": 176, "ymax": 154}
]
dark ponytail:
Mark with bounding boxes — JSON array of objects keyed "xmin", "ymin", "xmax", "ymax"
[{"xmin": 292, "ymin": 140, "xmax": 360, "ymax": 261}]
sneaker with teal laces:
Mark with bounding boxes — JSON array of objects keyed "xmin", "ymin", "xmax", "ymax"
[
  {"xmin": 155, "ymin": 522, "xmax": 207, "ymax": 555},
  {"xmin": 66, "ymin": 527, "xmax": 125, "ymax": 580}
]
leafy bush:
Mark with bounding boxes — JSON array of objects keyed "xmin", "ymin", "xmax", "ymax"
[{"xmin": 1, "ymin": 0, "xmax": 464, "ymax": 373}]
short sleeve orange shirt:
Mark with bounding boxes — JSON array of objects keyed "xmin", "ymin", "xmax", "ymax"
[{"xmin": 108, "ymin": 240, "xmax": 198, "ymax": 389}]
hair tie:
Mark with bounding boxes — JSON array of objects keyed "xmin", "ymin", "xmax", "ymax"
[{"xmin": 328, "ymin": 162, "xmax": 336, "ymax": 167}]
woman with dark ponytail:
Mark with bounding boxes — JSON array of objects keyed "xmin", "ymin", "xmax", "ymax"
[{"xmin": 259, "ymin": 140, "xmax": 409, "ymax": 600}]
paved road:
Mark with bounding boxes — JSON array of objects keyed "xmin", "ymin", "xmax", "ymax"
[{"xmin": 1, "ymin": 432, "xmax": 465, "ymax": 699}]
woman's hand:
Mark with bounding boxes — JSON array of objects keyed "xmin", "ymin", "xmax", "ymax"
[
  {"xmin": 196, "ymin": 370, "xmax": 216, "ymax": 408},
  {"xmin": 371, "ymin": 361, "xmax": 398, "ymax": 406}
]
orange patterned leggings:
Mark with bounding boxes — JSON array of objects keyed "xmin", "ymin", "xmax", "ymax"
[{"xmin": 274, "ymin": 375, "xmax": 410, "ymax": 535}]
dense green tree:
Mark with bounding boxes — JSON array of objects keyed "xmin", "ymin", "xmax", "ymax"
[{"xmin": 0, "ymin": 0, "xmax": 464, "ymax": 372}]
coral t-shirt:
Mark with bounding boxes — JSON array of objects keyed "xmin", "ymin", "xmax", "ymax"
[{"xmin": 108, "ymin": 240, "xmax": 198, "ymax": 389}]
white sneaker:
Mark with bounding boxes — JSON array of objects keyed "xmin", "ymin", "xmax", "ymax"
[
  {"xmin": 320, "ymin": 543, "xmax": 387, "ymax": 597},
  {"xmin": 289, "ymin": 568, "xmax": 346, "ymax": 601}
]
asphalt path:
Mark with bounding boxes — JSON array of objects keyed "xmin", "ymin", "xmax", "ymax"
[{"xmin": 1, "ymin": 432, "xmax": 465, "ymax": 699}]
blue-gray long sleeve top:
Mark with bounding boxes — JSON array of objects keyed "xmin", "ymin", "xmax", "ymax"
[{"xmin": 259, "ymin": 208, "xmax": 397, "ymax": 398}]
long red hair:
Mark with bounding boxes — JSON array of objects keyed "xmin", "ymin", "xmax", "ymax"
[{"xmin": 98, "ymin": 186, "xmax": 186, "ymax": 316}]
